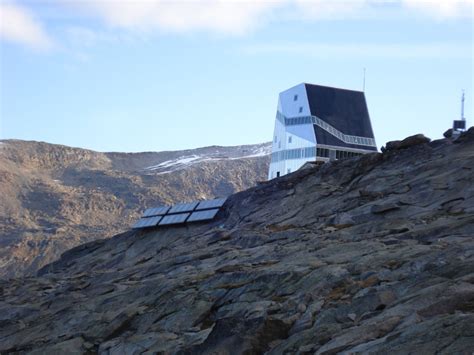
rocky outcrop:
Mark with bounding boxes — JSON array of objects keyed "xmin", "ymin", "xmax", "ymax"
[
  {"xmin": 381, "ymin": 133, "xmax": 431, "ymax": 152},
  {"xmin": 0, "ymin": 129, "xmax": 473, "ymax": 354},
  {"xmin": 0, "ymin": 140, "xmax": 270, "ymax": 278}
]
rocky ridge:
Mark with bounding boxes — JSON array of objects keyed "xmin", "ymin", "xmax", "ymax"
[
  {"xmin": 0, "ymin": 129, "xmax": 473, "ymax": 354},
  {"xmin": 0, "ymin": 140, "xmax": 270, "ymax": 278}
]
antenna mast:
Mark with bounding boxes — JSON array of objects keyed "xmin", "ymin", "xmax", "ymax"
[
  {"xmin": 363, "ymin": 68, "xmax": 366, "ymax": 92},
  {"xmin": 452, "ymin": 90, "xmax": 467, "ymax": 138}
]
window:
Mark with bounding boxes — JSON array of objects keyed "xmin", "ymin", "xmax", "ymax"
[
  {"xmin": 299, "ymin": 107, "xmax": 303, "ymax": 113},
  {"xmin": 287, "ymin": 168, "xmax": 291, "ymax": 174},
  {"xmin": 317, "ymin": 148, "xmax": 329, "ymax": 158},
  {"xmin": 274, "ymin": 135, "xmax": 277, "ymax": 143},
  {"xmin": 294, "ymin": 94, "xmax": 298, "ymax": 101},
  {"xmin": 288, "ymin": 136, "xmax": 292, "ymax": 143},
  {"xmin": 278, "ymin": 141, "xmax": 281, "ymax": 149}
]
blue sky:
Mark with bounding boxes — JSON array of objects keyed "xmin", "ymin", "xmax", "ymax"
[{"xmin": 0, "ymin": 0, "xmax": 472, "ymax": 152}]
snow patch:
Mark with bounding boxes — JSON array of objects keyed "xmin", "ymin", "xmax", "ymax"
[
  {"xmin": 229, "ymin": 146, "xmax": 271, "ymax": 160},
  {"xmin": 145, "ymin": 155, "xmax": 201, "ymax": 171},
  {"xmin": 144, "ymin": 145, "xmax": 271, "ymax": 174}
]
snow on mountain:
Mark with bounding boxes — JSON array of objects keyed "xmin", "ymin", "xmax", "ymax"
[{"xmin": 144, "ymin": 144, "xmax": 271, "ymax": 174}]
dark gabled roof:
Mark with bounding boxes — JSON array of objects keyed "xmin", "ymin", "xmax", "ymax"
[{"xmin": 304, "ymin": 83, "xmax": 376, "ymax": 150}]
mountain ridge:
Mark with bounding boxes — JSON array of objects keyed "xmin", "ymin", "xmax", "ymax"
[{"xmin": 0, "ymin": 139, "xmax": 271, "ymax": 278}]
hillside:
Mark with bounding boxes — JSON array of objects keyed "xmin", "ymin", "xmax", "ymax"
[
  {"xmin": 0, "ymin": 140, "xmax": 270, "ymax": 278},
  {"xmin": 1, "ymin": 129, "xmax": 473, "ymax": 353}
]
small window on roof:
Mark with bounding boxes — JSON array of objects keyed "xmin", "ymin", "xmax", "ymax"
[
  {"xmin": 288, "ymin": 136, "xmax": 292, "ymax": 143},
  {"xmin": 299, "ymin": 107, "xmax": 303, "ymax": 113},
  {"xmin": 294, "ymin": 94, "xmax": 298, "ymax": 101}
]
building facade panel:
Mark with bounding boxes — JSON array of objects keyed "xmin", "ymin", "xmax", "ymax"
[{"xmin": 269, "ymin": 83, "xmax": 316, "ymax": 179}]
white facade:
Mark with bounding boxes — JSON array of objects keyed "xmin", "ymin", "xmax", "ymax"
[{"xmin": 269, "ymin": 84, "xmax": 317, "ymax": 179}]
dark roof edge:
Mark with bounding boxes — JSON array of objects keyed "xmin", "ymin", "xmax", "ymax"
[{"xmin": 303, "ymin": 83, "xmax": 364, "ymax": 94}]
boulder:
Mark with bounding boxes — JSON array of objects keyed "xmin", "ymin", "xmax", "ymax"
[
  {"xmin": 383, "ymin": 134, "xmax": 431, "ymax": 152},
  {"xmin": 443, "ymin": 128, "xmax": 453, "ymax": 138}
]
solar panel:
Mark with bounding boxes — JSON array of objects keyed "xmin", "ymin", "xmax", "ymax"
[
  {"xmin": 132, "ymin": 216, "xmax": 162, "ymax": 229},
  {"xmin": 453, "ymin": 120, "xmax": 466, "ymax": 130},
  {"xmin": 187, "ymin": 208, "xmax": 220, "ymax": 223},
  {"xmin": 143, "ymin": 206, "xmax": 170, "ymax": 217},
  {"xmin": 196, "ymin": 198, "xmax": 227, "ymax": 211},
  {"xmin": 159, "ymin": 213, "xmax": 190, "ymax": 225},
  {"xmin": 168, "ymin": 202, "xmax": 199, "ymax": 214}
]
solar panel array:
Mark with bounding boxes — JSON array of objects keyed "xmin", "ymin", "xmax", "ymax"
[{"xmin": 132, "ymin": 197, "xmax": 227, "ymax": 229}]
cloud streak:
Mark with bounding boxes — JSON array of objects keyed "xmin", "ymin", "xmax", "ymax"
[
  {"xmin": 0, "ymin": 2, "xmax": 53, "ymax": 50},
  {"xmin": 402, "ymin": 0, "xmax": 473, "ymax": 19},
  {"xmin": 1, "ymin": 0, "xmax": 472, "ymax": 51},
  {"xmin": 243, "ymin": 41, "xmax": 473, "ymax": 59},
  {"xmin": 63, "ymin": 0, "xmax": 284, "ymax": 36},
  {"xmin": 59, "ymin": 0, "xmax": 474, "ymax": 35}
]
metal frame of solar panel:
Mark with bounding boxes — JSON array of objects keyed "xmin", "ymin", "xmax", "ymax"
[{"xmin": 195, "ymin": 197, "xmax": 227, "ymax": 211}]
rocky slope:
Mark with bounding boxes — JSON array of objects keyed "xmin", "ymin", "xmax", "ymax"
[
  {"xmin": 1, "ymin": 129, "xmax": 473, "ymax": 354},
  {"xmin": 0, "ymin": 140, "xmax": 270, "ymax": 278}
]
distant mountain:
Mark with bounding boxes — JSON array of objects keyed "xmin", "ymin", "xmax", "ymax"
[
  {"xmin": 0, "ymin": 139, "xmax": 271, "ymax": 278},
  {"xmin": 1, "ymin": 129, "xmax": 473, "ymax": 353}
]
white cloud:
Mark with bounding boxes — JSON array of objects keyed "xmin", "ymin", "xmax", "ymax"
[
  {"xmin": 0, "ymin": 2, "xmax": 53, "ymax": 50},
  {"xmin": 63, "ymin": 0, "xmax": 285, "ymax": 35},
  {"xmin": 402, "ymin": 0, "xmax": 473, "ymax": 19},
  {"xmin": 2, "ymin": 0, "xmax": 471, "ymax": 52},
  {"xmin": 292, "ymin": 0, "xmax": 473, "ymax": 20},
  {"xmin": 56, "ymin": 0, "xmax": 473, "ymax": 37}
]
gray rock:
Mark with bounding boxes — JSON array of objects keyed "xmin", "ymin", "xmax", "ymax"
[
  {"xmin": 443, "ymin": 128, "xmax": 453, "ymax": 138},
  {"xmin": 0, "ymin": 131, "xmax": 473, "ymax": 354},
  {"xmin": 383, "ymin": 133, "xmax": 431, "ymax": 152},
  {"xmin": 371, "ymin": 202, "xmax": 400, "ymax": 214}
]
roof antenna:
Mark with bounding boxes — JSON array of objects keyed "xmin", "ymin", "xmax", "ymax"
[
  {"xmin": 452, "ymin": 90, "xmax": 467, "ymax": 138},
  {"xmin": 362, "ymin": 67, "xmax": 366, "ymax": 92}
]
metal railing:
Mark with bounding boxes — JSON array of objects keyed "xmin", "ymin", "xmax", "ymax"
[{"xmin": 276, "ymin": 111, "xmax": 377, "ymax": 148}]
